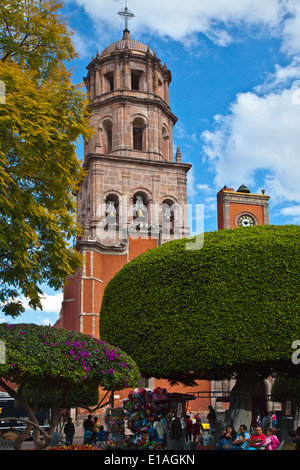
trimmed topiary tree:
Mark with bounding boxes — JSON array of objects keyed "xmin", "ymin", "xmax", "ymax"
[
  {"xmin": 100, "ymin": 225, "xmax": 300, "ymax": 428},
  {"xmin": 0, "ymin": 323, "xmax": 141, "ymax": 449}
]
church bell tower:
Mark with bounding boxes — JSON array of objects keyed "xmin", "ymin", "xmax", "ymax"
[{"xmin": 57, "ymin": 18, "xmax": 191, "ymax": 337}]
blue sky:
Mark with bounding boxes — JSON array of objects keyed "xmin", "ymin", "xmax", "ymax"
[{"xmin": 3, "ymin": 0, "xmax": 300, "ymax": 325}]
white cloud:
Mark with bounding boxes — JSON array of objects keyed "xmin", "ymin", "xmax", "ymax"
[
  {"xmin": 201, "ymin": 81, "xmax": 300, "ymax": 211},
  {"xmin": 19, "ymin": 293, "xmax": 63, "ymax": 314},
  {"xmin": 279, "ymin": 204, "xmax": 300, "ymax": 222},
  {"xmin": 281, "ymin": 1, "xmax": 300, "ymax": 56},
  {"xmin": 71, "ymin": 29, "xmax": 97, "ymax": 58},
  {"xmin": 197, "ymin": 183, "xmax": 213, "ymax": 192},
  {"xmin": 39, "ymin": 293, "xmax": 63, "ymax": 313},
  {"xmin": 67, "ymin": 1, "xmax": 300, "ymax": 223},
  {"xmin": 187, "ymin": 167, "xmax": 198, "ymax": 198},
  {"xmin": 255, "ymin": 57, "xmax": 300, "ymax": 94},
  {"xmin": 70, "ymin": 0, "xmax": 299, "ymax": 52}
]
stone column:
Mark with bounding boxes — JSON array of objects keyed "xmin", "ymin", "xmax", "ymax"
[
  {"xmin": 151, "ymin": 175, "xmax": 160, "ymax": 226},
  {"xmin": 95, "ymin": 68, "xmax": 101, "ymax": 96},
  {"xmin": 153, "ymin": 68, "xmax": 158, "ymax": 95},
  {"xmin": 147, "ymin": 60, "xmax": 153, "ymax": 93},
  {"xmin": 263, "ymin": 203, "xmax": 270, "ymax": 225},
  {"xmin": 115, "ymin": 61, "xmax": 121, "ymax": 89},
  {"xmin": 124, "ymin": 56, "xmax": 130, "ymax": 89},
  {"xmin": 89, "ymin": 70, "xmax": 95, "ymax": 101},
  {"xmin": 164, "ymin": 78, "xmax": 169, "ymax": 105},
  {"xmin": 91, "ymin": 165, "xmax": 103, "ymax": 238}
]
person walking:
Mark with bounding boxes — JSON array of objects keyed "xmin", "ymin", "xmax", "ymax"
[
  {"xmin": 262, "ymin": 411, "xmax": 272, "ymax": 434},
  {"xmin": 192, "ymin": 417, "xmax": 203, "ymax": 444},
  {"xmin": 92, "ymin": 416, "xmax": 101, "ymax": 443},
  {"xmin": 153, "ymin": 416, "xmax": 166, "ymax": 450},
  {"xmin": 184, "ymin": 415, "xmax": 193, "ymax": 443},
  {"xmin": 64, "ymin": 417, "xmax": 75, "ymax": 445},
  {"xmin": 206, "ymin": 406, "xmax": 217, "ymax": 433},
  {"xmin": 83, "ymin": 414, "xmax": 94, "ymax": 445},
  {"xmin": 83, "ymin": 415, "xmax": 94, "ymax": 432}
]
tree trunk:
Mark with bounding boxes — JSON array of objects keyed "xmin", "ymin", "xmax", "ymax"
[{"xmin": 228, "ymin": 372, "xmax": 267, "ymax": 432}]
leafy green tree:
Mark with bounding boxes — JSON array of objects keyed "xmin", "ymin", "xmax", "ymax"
[
  {"xmin": 0, "ymin": 324, "xmax": 141, "ymax": 449},
  {"xmin": 0, "ymin": 0, "xmax": 75, "ymax": 77},
  {"xmin": 0, "ymin": 0, "xmax": 91, "ymax": 317},
  {"xmin": 271, "ymin": 376, "xmax": 300, "ymax": 406},
  {"xmin": 21, "ymin": 384, "xmax": 100, "ymax": 444},
  {"xmin": 100, "ymin": 225, "xmax": 300, "ymax": 427},
  {"xmin": 22, "ymin": 384, "xmax": 100, "ymax": 413}
]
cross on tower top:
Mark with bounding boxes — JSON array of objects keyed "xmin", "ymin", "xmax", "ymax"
[{"xmin": 117, "ymin": 0, "xmax": 135, "ymax": 31}]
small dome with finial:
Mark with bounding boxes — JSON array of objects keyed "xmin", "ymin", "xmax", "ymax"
[
  {"xmin": 236, "ymin": 184, "xmax": 251, "ymax": 194},
  {"xmin": 101, "ymin": 1, "xmax": 152, "ymax": 57},
  {"xmin": 100, "ymin": 32, "xmax": 152, "ymax": 57}
]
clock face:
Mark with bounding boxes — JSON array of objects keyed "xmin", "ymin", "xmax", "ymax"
[{"xmin": 238, "ymin": 214, "xmax": 255, "ymax": 227}]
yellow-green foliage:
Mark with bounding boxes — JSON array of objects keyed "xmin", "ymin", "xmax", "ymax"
[{"xmin": 0, "ymin": 0, "xmax": 92, "ymax": 316}]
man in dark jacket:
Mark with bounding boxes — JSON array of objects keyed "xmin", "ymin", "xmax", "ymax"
[{"xmin": 64, "ymin": 417, "xmax": 75, "ymax": 445}]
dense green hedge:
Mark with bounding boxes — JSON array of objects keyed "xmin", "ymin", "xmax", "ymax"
[{"xmin": 100, "ymin": 225, "xmax": 300, "ymax": 384}]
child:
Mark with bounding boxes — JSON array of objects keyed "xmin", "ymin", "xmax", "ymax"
[
  {"xmin": 256, "ymin": 428, "xmax": 280, "ymax": 450},
  {"xmin": 83, "ymin": 429, "xmax": 93, "ymax": 445}
]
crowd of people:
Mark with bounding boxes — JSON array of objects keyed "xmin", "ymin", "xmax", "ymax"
[
  {"xmin": 216, "ymin": 424, "xmax": 281, "ymax": 450},
  {"xmin": 76, "ymin": 410, "xmax": 300, "ymax": 451},
  {"xmin": 182, "ymin": 414, "xmax": 204, "ymax": 444},
  {"xmin": 215, "ymin": 410, "xmax": 300, "ymax": 451},
  {"xmin": 81, "ymin": 415, "xmax": 108, "ymax": 445},
  {"xmin": 81, "ymin": 413, "xmax": 169, "ymax": 449},
  {"xmin": 60, "ymin": 414, "xmax": 109, "ymax": 446},
  {"xmin": 1, "ymin": 410, "xmax": 300, "ymax": 451}
]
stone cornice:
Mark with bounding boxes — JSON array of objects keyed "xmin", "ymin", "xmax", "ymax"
[
  {"xmin": 89, "ymin": 91, "xmax": 177, "ymax": 124},
  {"xmin": 83, "ymin": 152, "xmax": 192, "ymax": 174},
  {"xmin": 217, "ymin": 190, "xmax": 270, "ymax": 204}
]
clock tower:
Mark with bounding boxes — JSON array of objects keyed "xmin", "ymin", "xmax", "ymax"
[{"xmin": 217, "ymin": 184, "xmax": 270, "ymax": 230}]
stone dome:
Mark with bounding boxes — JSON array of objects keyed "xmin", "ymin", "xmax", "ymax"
[
  {"xmin": 100, "ymin": 30, "xmax": 151, "ymax": 57},
  {"xmin": 236, "ymin": 184, "xmax": 251, "ymax": 194}
]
